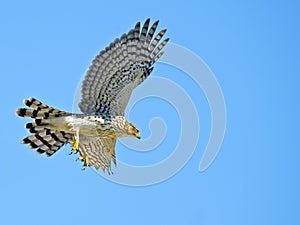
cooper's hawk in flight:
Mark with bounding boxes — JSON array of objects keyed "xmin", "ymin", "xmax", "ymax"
[{"xmin": 16, "ymin": 19, "xmax": 169, "ymax": 174}]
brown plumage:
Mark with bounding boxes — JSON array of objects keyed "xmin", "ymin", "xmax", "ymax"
[{"xmin": 16, "ymin": 19, "xmax": 169, "ymax": 173}]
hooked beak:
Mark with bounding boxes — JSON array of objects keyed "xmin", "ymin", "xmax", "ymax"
[{"xmin": 136, "ymin": 133, "xmax": 140, "ymax": 139}]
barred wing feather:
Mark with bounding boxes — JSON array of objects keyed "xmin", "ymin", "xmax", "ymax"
[{"xmin": 79, "ymin": 18, "xmax": 169, "ymax": 117}]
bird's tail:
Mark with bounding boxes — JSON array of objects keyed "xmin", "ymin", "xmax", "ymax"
[{"xmin": 16, "ymin": 97, "xmax": 72, "ymax": 156}]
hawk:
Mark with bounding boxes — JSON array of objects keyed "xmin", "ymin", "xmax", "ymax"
[{"xmin": 15, "ymin": 19, "xmax": 169, "ymax": 173}]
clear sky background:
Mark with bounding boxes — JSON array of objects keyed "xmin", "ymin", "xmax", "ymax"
[{"xmin": 1, "ymin": 1, "xmax": 299, "ymax": 224}]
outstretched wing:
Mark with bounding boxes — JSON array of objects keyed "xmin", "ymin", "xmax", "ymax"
[
  {"xmin": 78, "ymin": 134, "xmax": 116, "ymax": 173},
  {"xmin": 79, "ymin": 19, "xmax": 169, "ymax": 117}
]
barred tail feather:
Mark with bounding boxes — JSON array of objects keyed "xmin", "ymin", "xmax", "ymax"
[
  {"xmin": 16, "ymin": 97, "xmax": 70, "ymax": 119},
  {"xmin": 16, "ymin": 97, "xmax": 72, "ymax": 156},
  {"xmin": 21, "ymin": 129, "xmax": 71, "ymax": 156}
]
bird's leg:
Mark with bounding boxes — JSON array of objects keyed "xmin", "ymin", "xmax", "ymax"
[
  {"xmin": 82, "ymin": 155, "xmax": 89, "ymax": 170},
  {"xmin": 70, "ymin": 128, "xmax": 80, "ymax": 154},
  {"xmin": 77, "ymin": 154, "xmax": 89, "ymax": 170},
  {"xmin": 69, "ymin": 139, "xmax": 77, "ymax": 154}
]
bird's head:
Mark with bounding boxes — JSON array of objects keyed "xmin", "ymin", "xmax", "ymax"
[{"xmin": 126, "ymin": 122, "xmax": 140, "ymax": 139}]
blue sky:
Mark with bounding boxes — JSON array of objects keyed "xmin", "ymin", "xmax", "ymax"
[{"xmin": 1, "ymin": 1, "xmax": 300, "ymax": 224}]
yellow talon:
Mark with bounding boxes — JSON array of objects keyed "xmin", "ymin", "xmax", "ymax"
[
  {"xmin": 72, "ymin": 139, "xmax": 79, "ymax": 151},
  {"xmin": 77, "ymin": 154, "xmax": 89, "ymax": 170},
  {"xmin": 82, "ymin": 155, "xmax": 89, "ymax": 170},
  {"xmin": 69, "ymin": 138, "xmax": 79, "ymax": 154},
  {"xmin": 77, "ymin": 156, "xmax": 84, "ymax": 161},
  {"xmin": 85, "ymin": 155, "xmax": 89, "ymax": 166},
  {"xmin": 70, "ymin": 129, "xmax": 80, "ymax": 154}
]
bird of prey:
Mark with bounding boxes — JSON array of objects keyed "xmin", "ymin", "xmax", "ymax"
[{"xmin": 15, "ymin": 19, "xmax": 169, "ymax": 174}]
